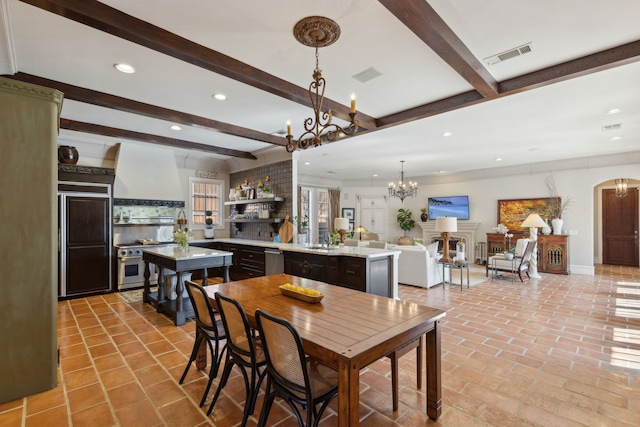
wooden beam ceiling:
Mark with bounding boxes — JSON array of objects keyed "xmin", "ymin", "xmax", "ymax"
[
  {"xmin": 60, "ymin": 119, "xmax": 258, "ymax": 160},
  {"xmin": 16, "ymin": 0, "xmax": 640, "ymax": 151}
]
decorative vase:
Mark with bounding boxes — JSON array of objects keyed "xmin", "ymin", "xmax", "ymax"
[
  {"xmin": 420, "ymin": 212, "xmax": 428, "ymax": 222},
  {"xmin": 58, "ymin": 145, "xmax": 79, "ymax": 164},
  {"xmin": 228, "ymin": 188, "xmax": 235, "ymax": 201},
  {"xmin": 551, "ymin": 218, "xmax": 564, "ymax": 235},
  {"xmin": 503, "ymin": 252, "xmax": 514, "ymax": 260},
  {"xmin": 541, "ymin": 220, "xmax": 552, "ymax": 235},
  {"xmin": 398, "ymin": 236, "xmax": 413, "ymax": 246}
]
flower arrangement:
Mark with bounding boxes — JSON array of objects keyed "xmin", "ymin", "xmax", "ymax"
[
  {"xmin": 545, "ymin": 175, "xmax": 574, "ymax": 219},
  {"xmin": 493, "ymin": 223, "xmax": 513, "ymax": 250},
  {"xmin": 290, "ymin": 215, "xmax": 309, "ymax": 233},
  {"xmin": 173, "ymin": 229, "xmax": 192, "ymax": 251}
]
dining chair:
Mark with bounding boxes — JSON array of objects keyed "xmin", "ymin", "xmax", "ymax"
[
  {"xmin": 255, "ymin": 308, "xmax": 339, "ymax": 427},
  {"xmin": 179, "ymin": 280, "xmax": 227, "ymax": 407},
  {"xmin": 387, "ymin": 336, "xmax": 422, "ymax": 411},
  {"xmin": 343, "ymin": 239, "xmax": 359, "ymax": 247},
  {"xmin": 368, "ymin": 240, "xmax": 387, "ymax": 249},
  {"xmin": 208, "ymin": 293, "xmax": 267, "ymax": 425}
]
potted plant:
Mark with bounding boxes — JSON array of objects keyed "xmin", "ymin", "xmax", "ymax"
[
  {"xmin": 204, "ymin": 210, "xmax": 214, "ymax": 239},
  {"xmin": 396, "ymin": 208, "xmax": 415, "ymax": 245},
  {"xmin": 545, "ymin": 175, "xmax": 574, "ymax": 235}
]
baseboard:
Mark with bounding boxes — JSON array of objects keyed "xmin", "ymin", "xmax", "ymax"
[{"xmin": 569, "ymin": 264, "xmax": 595, "ymax": 276}]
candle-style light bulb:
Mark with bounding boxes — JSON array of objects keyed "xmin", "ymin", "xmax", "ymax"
[
  {"xmin": 286, "ymin": 120, "xmax": 292, "ymax": 136},
  {"xmin": 350, "ymin": 93, "xmax": 356, "ymax": 113}
]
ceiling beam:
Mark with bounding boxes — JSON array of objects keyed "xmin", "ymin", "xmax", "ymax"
[
  {"xmin": 19, "ymin": 0, "xmax": 377, "ymax": 130},
  {"xmin": 6, "ymin": 72, "xmax": 288, "ymax": 147},
  {"xmin": 378, "ymin": 0, "xmax": 498, "ymax": 98},
  {"xmin": 376, "ymin": 40, "xmax": 640, "ymax": 128},
  {"xmin": 60, "ymin": 119, "xmax": 257, "ymax": 160}
]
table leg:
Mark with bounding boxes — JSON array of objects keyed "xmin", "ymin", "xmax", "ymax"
[
  {"xmin": 157, "ymin": 267, "xmax": 165, "ymax": 302},
  {"xmin": 466, "ymin": 265, "xmax": 470, "ymax": 289},
  {"xmin": 202, "ymin": 267, "xmax": 208, "ymax": 286},
  {"xmin": 425, "ymin": 320, "xmax": 442, "ymax": 420},
  {"xmin": 143, "ymin": 261, "xmax": 151, "ymax": 303},
  {"xmin": 337, "ymin": 360, "xmax": 360, "ymax": 426},
  {"xmin": 459, "ymin": 266, "xmax": 463, "ymax": 291},
  {"xmin": 223, "ymin": 265, "xmax": 230, "ymax": 283}
]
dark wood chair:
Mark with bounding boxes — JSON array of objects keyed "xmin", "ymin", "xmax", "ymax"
[
  {"xmin": 255, "ymin": 308, "xmax": 338, "ymax": 427},
  {"xmin": 208, "ymin": 293, "xmax": 267, "ymax": 425},
  {"xmin": 179, "ymin": 280, "xmax": 227, "ymax": 407}
]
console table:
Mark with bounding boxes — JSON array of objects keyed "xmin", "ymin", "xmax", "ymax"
[{"xmin": 486, "ymin": 233, "xmax": 569, "ymax": 275}]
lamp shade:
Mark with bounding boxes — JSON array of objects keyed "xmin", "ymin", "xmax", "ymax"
[
  {"xmin": 521, "ymin": 213, "xmax": 546, "ymax": 228},
  {"xmin": 354, "ymin": 226, "xmax": 367, "ymax": 233},
  {"xmin": 335, "ymin": 217, "xmax": 349, "ymax": 231},
  {"xmin": 435, "ymin": 217, "xmax": 457, "ymax": 232}
]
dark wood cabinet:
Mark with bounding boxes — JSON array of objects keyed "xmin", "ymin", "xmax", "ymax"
[
  {"xmin": 284, "ymin": 251, "xmax": 393, "ymax": 297},
  {"xmin": 486, "ymin": 233, "xmax": 569, "ymax": 274},
  {"xmin": 192, "ymin": 241, "xmax": 266, "ymax": 280}
]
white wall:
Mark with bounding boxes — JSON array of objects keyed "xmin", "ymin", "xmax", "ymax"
[{"xmin": 340, "ymin": 162, "xmax": 640, "ymax": 275}]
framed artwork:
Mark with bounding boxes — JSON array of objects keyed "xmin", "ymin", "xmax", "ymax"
[
  {"xmin": 497, "ymin": 197, "xmax": 560, "ymax": 231},
  {"xmin": 342, "ymin": 208, "xmax": 355, "ymax": 220},
  {"xmin": 348, "ymin": 221, "xmax": 354, "ymax": 232}
]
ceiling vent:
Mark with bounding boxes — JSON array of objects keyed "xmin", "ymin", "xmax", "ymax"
[
  {"xmin": 484, "ymin": 43, "xmax": 532, "ymax": 66},
  {"xmin": 352, "ymin": 67, "xmax": 382, "ymax": 83},
  {"xmin": 602, "ymin": 123, "xmax": 623, "ymax": 132}
]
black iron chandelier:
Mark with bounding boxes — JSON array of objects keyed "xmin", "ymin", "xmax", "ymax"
[
  {"xmin": 286, "ymin": 16, "xmax": 358, "ymax": 152},
  {"xmin": 388, "ymin": 161, "xmax": 417, "ymax": 202}
]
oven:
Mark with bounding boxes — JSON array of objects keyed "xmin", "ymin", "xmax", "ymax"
[{"xmin": 117, "ymin": 245, "xmax": 160, "ymax": 290}]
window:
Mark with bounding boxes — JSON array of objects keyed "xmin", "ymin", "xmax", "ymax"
[{"xmin": 189, "ymin": 177, "xmax": 223, "ymax": 229}]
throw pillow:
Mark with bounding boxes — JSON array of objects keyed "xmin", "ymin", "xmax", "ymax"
[{"xmin": 426, "ymin": 242, "xmax": 439, "ymax": 257}]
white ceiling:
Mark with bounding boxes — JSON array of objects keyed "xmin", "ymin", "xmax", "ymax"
[{"xmin": 2, "ymin": 0, "xmax": 639, "ymax": 183}]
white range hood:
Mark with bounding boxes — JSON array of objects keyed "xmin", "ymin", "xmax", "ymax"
[{"xmin": 114, "ymin": 143, "xmax": 183, "ymax": 201}]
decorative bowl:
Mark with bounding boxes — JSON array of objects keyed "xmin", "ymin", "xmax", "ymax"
[{"xmin": 279, "ymin": 285, "xmax": 324, "ymax": 303}]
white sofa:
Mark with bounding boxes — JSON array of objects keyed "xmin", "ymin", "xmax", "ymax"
[{"xmin": 387, "ymin": 243, "xmax": 444, "ymax": 288}]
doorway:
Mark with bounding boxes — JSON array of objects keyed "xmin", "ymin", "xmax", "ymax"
[{"xmin": 602, "ymin": 187, "xmax": 639, "ymax": 266}]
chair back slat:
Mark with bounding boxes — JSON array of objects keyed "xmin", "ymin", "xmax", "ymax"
[
  {"xmin": 185, "ymin": 281, "xmax": 214, "ymax": 328},
  {"xmin": 215, "ymin": 293, "xmax": 255, "ymax": 361}
]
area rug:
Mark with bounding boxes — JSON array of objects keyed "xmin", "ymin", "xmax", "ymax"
[{"xmin": 118, "ymin": 287, "xmax": 155, "ymax": 304}]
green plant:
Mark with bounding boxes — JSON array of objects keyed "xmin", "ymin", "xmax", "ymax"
[
  {"xmin": 290, "ymin": 215, "xmax": 309, "ymax": 232},
  {"xmin": 396, "ymin": 208, "xmax": 415, "ymax": 236},
  {"xmin": 205, "ymin": 210, "xmax": 213, "ymax": 226}
]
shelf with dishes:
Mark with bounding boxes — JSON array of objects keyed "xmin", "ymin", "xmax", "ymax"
[
  {"xmin": 224, "ymin": 196, "xmax": 284, "ymax": 205},
  {"xmin": 225, "ymin": 197, "xmax": 285, "ymax": 231}
]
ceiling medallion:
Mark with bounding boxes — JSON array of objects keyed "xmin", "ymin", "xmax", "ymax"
[{"xmin": 286, "ymin": 16, "xmax": 358, "ymax": 152}]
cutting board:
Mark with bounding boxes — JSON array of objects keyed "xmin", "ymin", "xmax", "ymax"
[{"xmin": 279, "ymin": 215, "xmax": 293, "ymax": 243}]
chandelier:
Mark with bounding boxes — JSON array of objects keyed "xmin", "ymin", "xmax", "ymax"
[
  {"xmin": 615, "ymin": 178, "xmax": 628, "ymax": 198},
  {"xmin": 286, "ymin": 16, "xmax": 358, "ymax": 152},
  {"xmin": 388, "ymin": 161, "xmax": 417, "ymax": 202}
]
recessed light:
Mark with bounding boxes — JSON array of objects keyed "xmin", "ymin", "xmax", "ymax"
[
  {"xmin": 611, "ymin": 136, "xmax": 622, "ymax": 141},
  {"xmin": 606, "ymin": 108, "xmax": 622, "ymax": 115},
  {"xmin": 114, "ymin": 63, "xmax": 135, "ymax": 74},
  {"xmin": 442, "ymin": 131, "xmax": 453, "ymax": 137},
  {"xmin": 373, "ymin": 174, "xmax": 378, "ymax": 177},
  {"xmin": 170, "ymin": 125, "xmax": 182, "ymax": 131},
  {"xmin": 496, "ymin": 158, "xmax": 503, "ymax": 162},
  {"xmin": 304, "ymin": 162, "xmax": 311, "ymax": 165},
  {"xmin": 213, "ymin": 93, "xmax": 227, "ymax": 101}
]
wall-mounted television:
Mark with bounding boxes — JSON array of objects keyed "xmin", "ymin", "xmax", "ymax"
[{"xmin": 428, "ymin": 195, "xmax": 470, "ymax": 220}]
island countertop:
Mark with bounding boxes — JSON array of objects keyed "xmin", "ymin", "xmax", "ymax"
[{"xmin": 190, "ymin": 238, "xmax": 400, "ymax": 259}]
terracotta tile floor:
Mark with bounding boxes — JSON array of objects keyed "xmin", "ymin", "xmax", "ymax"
[{"xmin": 2, "ymin": 264, "xmax": 640, "ymax": 426}]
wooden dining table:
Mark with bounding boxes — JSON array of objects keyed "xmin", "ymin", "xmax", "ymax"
[{"xmin": 203, "ymin": 273, "xmax": 446, "ymax": 426}]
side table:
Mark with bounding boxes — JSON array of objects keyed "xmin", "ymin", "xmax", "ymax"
[{"xmin": 439, "ymin": 260, "xmax": 470, "ymax": 291}]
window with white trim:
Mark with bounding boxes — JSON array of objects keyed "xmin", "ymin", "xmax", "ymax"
[{"xmin": 189, "ymin": 177, "xmax": 224, "ymax": 229}]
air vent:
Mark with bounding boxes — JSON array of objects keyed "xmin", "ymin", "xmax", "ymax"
[
  {"xmin": 602, "ymin": 123, "xmax": 623, "ymax": 132},
  {"xmin": 352, "ymin": 67, "xmax": 382, "ymax": 83},
  {"xmin": 484, "ymin": 43, "xmax": 532, "ymax": 66}
]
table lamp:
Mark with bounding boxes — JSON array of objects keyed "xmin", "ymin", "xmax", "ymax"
[
  {"xmin": 334, "ymin": 217, "xmax": 350, "ymax": 243},
  {"xmin": 354, "ymin": 225, "xmax": 367, "ymax": 241},
  {"xmin": 435, "ymin": 217, "xmax": 457, "ymax": 263},
  {"xmin": 521, "ymin": 213, "xmax": 546, "ymax": 278}
]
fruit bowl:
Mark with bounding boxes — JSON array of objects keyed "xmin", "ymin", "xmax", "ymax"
[{"xmin": 279, "ymin": 284, "xmax": 324, "ymax": 303}]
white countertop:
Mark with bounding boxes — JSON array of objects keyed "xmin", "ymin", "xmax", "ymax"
[
  {"xmin": 142, "ymin": 245, "xmax": 233, "ymax": 260},
  {"xmin": 191, "ymin": 238, "xmax": 400, "ymax": 259}
]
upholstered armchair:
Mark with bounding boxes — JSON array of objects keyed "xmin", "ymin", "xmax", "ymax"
[{"xmin": 388, "ymin": 243, "xmax": 445, "ymax": 288}]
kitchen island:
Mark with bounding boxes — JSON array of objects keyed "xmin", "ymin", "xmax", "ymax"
[
  {"xmin": 191, "ymin": 238, "xmax": 400, "ymax": 298},
  {"xmin": 142, "ymin": 246, "xmax": 233, "ymax": 325}
]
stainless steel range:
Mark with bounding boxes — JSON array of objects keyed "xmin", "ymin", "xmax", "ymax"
[{"xmin": 116, "ymin": 242, "xmax": 176, "ymax": 290}]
